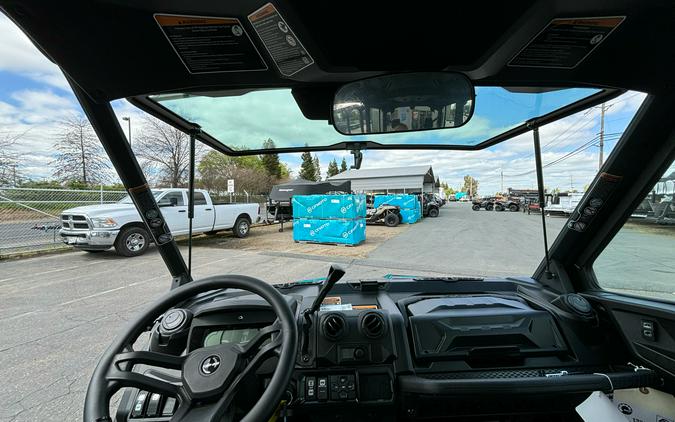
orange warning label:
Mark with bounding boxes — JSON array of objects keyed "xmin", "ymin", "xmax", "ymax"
[{"xmin": 154, "ymin": 14, "xmax": 267, "ymax": 74}]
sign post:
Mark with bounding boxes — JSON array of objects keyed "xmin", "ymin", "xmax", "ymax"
[{"xmin": 227, "ymin": 179, "xmax": 235, "ymax": 202}]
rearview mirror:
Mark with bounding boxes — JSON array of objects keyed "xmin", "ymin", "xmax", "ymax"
[{"xmin": 332, "ymin": 72, "xmax": 475, "ymax": 135}]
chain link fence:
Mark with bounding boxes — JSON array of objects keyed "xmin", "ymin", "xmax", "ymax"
[
  {"xmin": 0, "ymin": 186, "xmax": 127, "ymax": 256},
  {"xmin": 0, "ymin": 187, "xmax": 269, "ymax": 257}
]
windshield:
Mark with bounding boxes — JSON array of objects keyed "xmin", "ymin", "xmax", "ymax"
[{"xmin": 151, "ymin": 87, "xmax": 600, "ymax": 150}]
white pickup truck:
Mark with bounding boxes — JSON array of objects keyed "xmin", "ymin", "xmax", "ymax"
[{"xmin": 59, "ymin": 188, "xmax": 259, "ymax": 257}]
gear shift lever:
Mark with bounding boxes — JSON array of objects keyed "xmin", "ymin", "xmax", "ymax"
[{"xmin": 300, "ymin": 265, "xmax": 346, "ymax": 360}]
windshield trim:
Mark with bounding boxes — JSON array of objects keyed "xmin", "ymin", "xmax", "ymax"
[{"xmin": 128, "ymin": 87, "xmax": 623, "ymax": 156}]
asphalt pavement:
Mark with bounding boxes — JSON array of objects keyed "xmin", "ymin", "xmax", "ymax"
[{"xmin": 0, "ymin": 202, "xmax": 672, "ymax": 421}]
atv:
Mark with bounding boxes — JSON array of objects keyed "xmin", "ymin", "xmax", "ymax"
[{"xmin": 366, "ymin": 204, "xmax": 402, "ymax": 227}]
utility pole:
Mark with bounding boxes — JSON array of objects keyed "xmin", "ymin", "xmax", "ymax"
[
  {"xmin": 500, "ymin": 168, "xmax": 504, "ymax": 195},
  {"xmin": 570, "ymin": 175, "xmax": 573, "ymax": 192},
  {"xmin": 599, "ymin": 103, "xmax": 605, "ymax": 170}
]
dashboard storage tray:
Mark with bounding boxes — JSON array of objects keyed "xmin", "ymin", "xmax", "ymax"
[{"xmin": 407, "ymin": 295, "xmax": 567, "ymax": 360}]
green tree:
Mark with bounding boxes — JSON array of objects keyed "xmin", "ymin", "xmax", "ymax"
[
  {"xmin": 299, "ymin": 149, "xmax": 316, "ymax": 181},
  {"xmin": 313, "ymin": 155, "xmax": 321, "ymax": 181},
  {"xmin": 440, "ymin": 181, "xmax": 456, "ymax": 197},
  {"xmin": 279, "ymin": 163, "xmax": 291, "ymax": 180},
  {"xmin": 461, "ymin": 175, "xmax": 479, "ymax": 197},
  {"xmin": 197, "ymin": 149, "xmax": 272, "ymax": 194},
  {"xmin": 327, "ymin": 159, "xmax": 339, "ymax": 177},
  {"xmin": 340, "ymin": 157, "xmax": 348, "ymax": 172},
  {"xmin": 260, "ymin": 138, "xmax": 282, "ymax": 179}
]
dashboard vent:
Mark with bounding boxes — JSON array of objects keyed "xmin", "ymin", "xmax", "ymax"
[
  {"xmin": 322, "ymin": 314, "xmax": 346, "ymax": 340},
  {"xmin": 361, "ymin": 312, "xmax": 385, "ymax": 338}
]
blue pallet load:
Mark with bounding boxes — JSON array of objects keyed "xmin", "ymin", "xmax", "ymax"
[
  {"xmin": 373, "ymin": 194, "xmax": 421, "ymax": 224},
  {"xmin": 293, "ymin": 218, "xmax": 366, "ymax": 245},
  {"xmin": 292, "ymin": 194, "xmax": 366, "ymax": 245},
  {"xmin": 292, "ymin": 194, "xmax": 366, "ymax": 219}
]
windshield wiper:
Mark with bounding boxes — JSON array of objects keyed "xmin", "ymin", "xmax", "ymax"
[{"xmin": 412, "ymin": 276, "xmax": 484, "ymax": 282}]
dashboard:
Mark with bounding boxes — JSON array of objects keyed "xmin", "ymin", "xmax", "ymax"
[{"xmin": 115, "ymin": 277, "xmax": 657, "ymax": 421}]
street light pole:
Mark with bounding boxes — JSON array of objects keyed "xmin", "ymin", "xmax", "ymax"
[{"xmin": 122, "ymin": 116, "xmax": 131, "ymax": 147}]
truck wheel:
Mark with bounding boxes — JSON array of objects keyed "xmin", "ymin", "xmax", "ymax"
[
  {"xmin": 428, "ymin": 207, "xmax": 440, "ymax": 218},
  {"xmin": 472, "ymin": 204, "xmax": 480, "ymax": 211},
  {"xmin": 495, "ymin": 204, "xmax": 504, "ymax": 212},
  {"xmin": 115, "ymin": 226, "xmax": 150, "ymax": 257},
  {"xmin": 233, "ymin": 217, "xmax": 250, "ymax": 238},
  {"xmin": 509, "ymin": 204, "xmax": 519, "ymax": 212},
  {"xmin": 384, "ymin": 212, "xmax": 400, "ymax": 227}
]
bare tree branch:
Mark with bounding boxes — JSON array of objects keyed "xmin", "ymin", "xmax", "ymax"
[
  {"xmin": 0, "ymin": 130, "xmax": 26, "ymax": 185},
  {"xmin": 51, "ymin": 114, "xmax": 110, "ymax": 185},
  {"xmin": 135, "ymin": 117, "xmax": 203, "ymax": 187}
]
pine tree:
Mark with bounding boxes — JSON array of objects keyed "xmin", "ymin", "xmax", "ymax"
[
  {"xmin": 340, "ymin": 157, "xmax": 348, "ymax": 172},
  {"xmin": 313, "ymin": 155, "xmax": 321, "ymax": 181},
  {"xmin": 327, "ymin": 158, "xmax": 339, "ymax": 177},
  {"xmin": 260, "ymin": 138, "xmax": 282, "ymax": 179},
  {"xmin": 299, "ymin": 149, "xmax": 316, "ymax": 181}
]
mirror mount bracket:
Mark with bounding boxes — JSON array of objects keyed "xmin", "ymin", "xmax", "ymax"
[{"xmin": 348, "ymin": 143, "xmax": 365, "ymax": 169}]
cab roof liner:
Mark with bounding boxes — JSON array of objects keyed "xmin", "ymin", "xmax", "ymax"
[{"xmin": 1, "ymin": 0, "xmax": 672, "ymax": 103}]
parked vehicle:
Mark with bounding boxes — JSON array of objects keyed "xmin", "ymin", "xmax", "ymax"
[
  {"xmin": 472, "ymin": 197, "xmax": 520, "ymax": 212},
  {"xmin": 366, "ymin": 204, "xmax": 402, "ymax": 227},
  {"xmin": 422, "ymin": 193, "xmax": 440, "ymax": 217},
  {"xmin": 59, "ymin": 189, "xmax": 259, "ymax": 256}
]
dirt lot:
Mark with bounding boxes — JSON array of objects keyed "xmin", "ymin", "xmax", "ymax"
[{"xmin": 191, "ymin": 221, "xmax": 409, "ymax": 259}]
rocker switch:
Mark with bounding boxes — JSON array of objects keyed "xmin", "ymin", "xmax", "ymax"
[{"xmin": 641, "ymin": 320, "xmax": 656, "ymax": 341}]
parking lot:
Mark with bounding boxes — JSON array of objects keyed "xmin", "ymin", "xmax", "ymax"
[{"xmin": 1, "ymin": 202, "xmax": 673, "ymax": 421}]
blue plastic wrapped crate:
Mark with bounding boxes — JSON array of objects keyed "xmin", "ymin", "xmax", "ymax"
[
  {"xmin": 293, "ymin": 218, "xmax": 366, "ymax": 245},
  {"xmin": 373, "ymin": 194, "xmax": 418, "ymax": 210},
  {"xmin": 400, "ymin": 209, "xmax": 420, "ymax": 224},
  {"xmin": 292, "ymin": 194, "xmax": 366, "ymax": 219}
]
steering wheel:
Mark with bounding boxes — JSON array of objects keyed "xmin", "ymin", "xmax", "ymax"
[{"xmin": 83, "ymin": 275, "xmax": 298, "ymax": 422}]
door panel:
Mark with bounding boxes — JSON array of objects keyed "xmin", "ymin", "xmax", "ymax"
[
  {"xmin": 157, "ymin": 191, "xmax": 188, "ymax": 234},
  {"xmin": 191, "ymin": 192, "xmax": 214, "ymax": 232},
  {"xmin": 587, "ymin": 292, "xmax": 675, "ymax": 383}
]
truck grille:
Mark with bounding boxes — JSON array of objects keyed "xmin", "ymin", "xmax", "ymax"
[{"xmin": 61, "ymin": 214, "xmax": 90, "ymax": 230}]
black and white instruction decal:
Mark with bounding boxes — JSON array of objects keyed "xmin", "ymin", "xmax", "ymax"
[
  {"xmin": 509, "ymin": 16, "xmax": 624, "ymax": 69},
  {"xmin": 155, "ymin": 14, "xmax": 267, "ymax": 74},
  {"xmin": 248, "ymin": 3, "xmax": 314, "ymax": 76}
]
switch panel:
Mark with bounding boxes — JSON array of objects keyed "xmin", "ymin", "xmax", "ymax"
[
  {"xmin": 641, "ymin": 320, "xmax": 656, "ymax": 341},
  {"xmin": 304, "ymin": 373, "xmax": 357, "ymax": 402}
]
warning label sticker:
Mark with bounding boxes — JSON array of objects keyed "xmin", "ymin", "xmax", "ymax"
[
  {"xmin": 509, "ymin": 16, "xmax": 625, "ymax": 69},
  {"xmin": 248, "ymin": 3, "xmax": 314, "ymax": 77},
  {"xmin": 155, "ymin": 14, "xmax": 267, "ymax": 74}
]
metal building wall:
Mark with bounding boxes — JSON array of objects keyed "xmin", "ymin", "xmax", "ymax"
[{"xmin": 348, "ymin": 175, "xmax": 424, "ymax": 193}]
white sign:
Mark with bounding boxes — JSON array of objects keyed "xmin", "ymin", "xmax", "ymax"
[{"xmin": 227, "ymin": 179, "xmax": 235, "ymax": 193}]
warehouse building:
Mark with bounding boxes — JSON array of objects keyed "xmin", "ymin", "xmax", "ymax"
[{"xmin": 327, "ymin": 165, "xmax": 436, "ymax": 194}]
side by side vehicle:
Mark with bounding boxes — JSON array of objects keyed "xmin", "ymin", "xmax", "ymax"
[{"xmin": 2, "ymin": 1, "xmax": 674, "ymax": 422}]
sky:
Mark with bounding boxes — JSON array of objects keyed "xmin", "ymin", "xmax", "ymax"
[{"xmin": 0, "ymin": 14, "xmax": 647, "ymax": 195}]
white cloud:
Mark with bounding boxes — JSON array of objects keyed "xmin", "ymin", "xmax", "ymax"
[{"xmin": 0, "ymin": 15, "xmax": 70, "ymax": 91}]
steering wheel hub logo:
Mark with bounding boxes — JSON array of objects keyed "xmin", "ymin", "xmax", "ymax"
[{"xmin": 200, "ymin": 355, "xmax": 221, "ymax": 375}]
